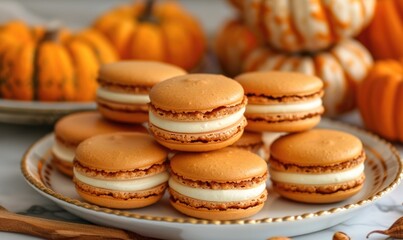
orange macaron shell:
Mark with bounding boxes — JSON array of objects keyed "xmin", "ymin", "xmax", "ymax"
[
  {"xmin": 230, "ymin": 131, "xmax": 263, "ymax": 153},
  {"xmin": 52, "ymin": 159, "xmax": 74, "ymax": 176},
  {"xmin": 245, "ymin": 114, "xmax": 321, "ymax": 132},
  {"xmin": 75, "ymin": 182, "xmax": 166, "ymax": 209},
  {"xmin": 97, "ymin": 98, "xmax": 149, "ymax": 124},
  {"xmin": 149, "ymin": 74, "xmax": 245, "ymax": 112},
  {"xmin": 75, "ymin": 133, "xmax": 167, "ymax": 171},
  {"xmin": 273, "ymin": 178, "xmax": 364, "ymax": 204},
  {"xmin": 269, "ymin": 129, "xmax": 366, "ymax": 203},
  {"xmin": 169, "ymin": 192, "xmax": 266, "ymax": 221},
  {"xmin": 148, "ymin": 74, "xmax": 248, "ymax": 152},
  {"xmin": 236, "ymin": 71, "xmax": 323, "ymax": 97},
  {"xmin": 97, "ymin": 61, "xmax": 186, "ymax": 124},
  {"xmin": 235, "ymin": 71, "xmax": 324, "ymax": 132},
  {"xmin": 54, "ymin": 112, "xmax": 147, "ymax": 147},
  {"xmin": 73, "ymin": 132, "xmax": 169, "ymax": 209},
  {"xmin": 270, "ymin": 129, "xmax": 363, "ymax": 166},
  {"xmin": 98, "ymin": 61, "xmax": 186, "ymax": 87},
  {"xmin": 52, "ymin": 111, "xmax": 147, "ymax": 177},
  {"xmin": 169, "ymin": 148, "xmax": 268, "ymax": 220}
]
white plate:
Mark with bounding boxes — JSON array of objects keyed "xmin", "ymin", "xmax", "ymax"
[
  {"xmin": 21, "ymin": 119, "xmax": 403, "ymax": 240},
  {"xmin": 0, "ymin": 99, "xmax": 95, "ymax": 125}
]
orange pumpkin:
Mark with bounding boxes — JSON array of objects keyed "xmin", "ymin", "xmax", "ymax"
[
  {"xmin": 357, "ymin": 59, "xmax": 403, "ymax": 142},
  {"xmin": 94, "ymin": 0, "xmax": 205, "ymax": 71},
  {"xmin": 357, "ymin": 0, "xmax": 403, "ymax": 60},
  {"xmin": 215, "ymin": 18, "xmax": 260, "ymax": 77},
  {"xmin": 242, "ymin": 0, "xmax": 376, "ymax": 52},
  {"xmin": 243, "ymin": 39, "xmax": 373, "ymax": 116},
  {"xmin": 0, "ymin": 21, "xmax": 117, "ymax": 102}
]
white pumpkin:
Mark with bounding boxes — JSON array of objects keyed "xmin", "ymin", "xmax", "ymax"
[
  {"xmin": 242, "ymin": 0, "xmax": 376, "ymax": 52},
  {"xmin": 243, "ymin": 39, "xmax": 373, "ymax": 116}
]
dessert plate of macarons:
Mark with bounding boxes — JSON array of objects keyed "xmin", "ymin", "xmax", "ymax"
[
  {"xmin": 0, "ymin": 99, "xmax": 95, "ymax": 125},
  {"xmin": 21, "ymin": 118, "xmax": 401, "ymax": 240},
  {"xmin": 20, "ymin": 68, "xmax": 403, "ymax": 240}
]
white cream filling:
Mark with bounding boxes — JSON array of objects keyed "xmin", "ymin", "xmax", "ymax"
[
  {"xmin": 269, "ymin": 163, "xmax": 364, "ymax": 185},
  {"xmin": 149, "ymin": 107, "xmax": 245, "ymax": 133},
  {"xmin": 169, "ymin": 178, "xmax": 266, "ymax": 202},
  {"xmin": 245, "ymin": 98, "xmax": 322, "ymax": 114},
  {"xmin": 52, "ymin": 140, "xmax": 76, "ymax": 163},
  {"xmin": 97, "ymin": 87, "xmax": 150, "ymax": 104},
  {"xmin": 74, "ymin": 170, "xmax": 169, "ymax": 191}
]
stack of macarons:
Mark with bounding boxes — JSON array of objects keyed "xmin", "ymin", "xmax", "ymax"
[
  {"xmin": 232, "ymin": 71, "xmax": 365, "ymax": 203},
  {"xmin": 52, "ymin": 61, "xmax": 186, "ymax": 209},
  {"xmin": 54, "ymin": 60, "xmax": 367, "ymax": 220},
  {"xmin": 146, "ymin": 73, "xmax": 269, "ymax": 219}
]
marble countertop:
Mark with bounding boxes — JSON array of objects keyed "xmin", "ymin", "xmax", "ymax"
[{"xmin": 0, "ymin": 112, "xmax": 402, "ymax": 240}]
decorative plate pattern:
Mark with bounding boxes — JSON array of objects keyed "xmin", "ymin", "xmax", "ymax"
[
  {"xmin": 21, "ymin": 119, "xmax": 403, "ymax": 240},
  {"xmin": 0, "ymin": 99, "xmax": 95, "ymax": 125}
]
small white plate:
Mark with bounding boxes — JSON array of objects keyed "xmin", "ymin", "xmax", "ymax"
[
  {"xmin": 0, "ymin": 99, "xmax": 95, "ymax": 125},
  {"xmin": 21, "ymin": 119, "xmax": 403, "ymax": 240}
]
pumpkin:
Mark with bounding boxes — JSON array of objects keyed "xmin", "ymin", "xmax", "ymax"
[
  {"xmin": 215, "ymin": 18, "xmax": 260, "ymax": 77},
  {"xmin": 0, "ymin": 21, "xmax": 117, "ymax": 102},
  {"xmin": 357, "ymin": 0, "xmax": 403, "ymax": 60},
  {"xmin": 357, "ymin": 59, "xmax": 403, "ymax": 142},
  {"xmin": 243, "ymin": 39, "xmax": 373, "ymax": 116},
  {"xmin": 94, "ymin": 0, "xmax": 206, "ymax": 71},
  {"xmin": 241, "ymin": 0, "xmax": 376, "ymax": 53}
]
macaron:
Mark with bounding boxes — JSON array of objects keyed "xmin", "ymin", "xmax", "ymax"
[
  {"xmin": 269, "ymin": 129, "xmax": 366, "ymax": 203},
  {"xmin": 148, "ymin": 74, "xmax": 248, "ymax": 152},
  {"xmin": 96, "ymin": 60, "xmax": 186, "ymax": 123},
  {"xmin": 231, "ymin": 131, "xmax": 264, "ymax": 155},
  {"xmin": 169, "ymin": 147, "xmax": 268, "ymax": 220},
  {"xmin": 73, "ymin": 132, "xmax": 169, "ymax": 209},
  {"xmin": 52, "ymin": 111, "xmax": 147, "ymax": 177},
  {"xmin": 235, "ymin": 71, "xmax": 324, "ymax": 132}
]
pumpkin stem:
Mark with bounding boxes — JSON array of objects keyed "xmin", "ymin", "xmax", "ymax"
[
  {"xmin": 139, "ymin": 0, "xmax": 158, "ymax": 23},
  {"xmin": 41, "ymin": 29, "xmax": 59, "ymax": 42},
  {"xmin": 41, "ymin": 20, "xmax": 62, "ymax": 42}
]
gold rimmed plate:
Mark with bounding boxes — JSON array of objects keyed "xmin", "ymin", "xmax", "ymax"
[
  {"xmin": 21, "ymin": 119, "xmax": 403, "ymax": 240},
  {"xmin": 0, "ymin": 99, "xmax": 95, "ymax": 125}
]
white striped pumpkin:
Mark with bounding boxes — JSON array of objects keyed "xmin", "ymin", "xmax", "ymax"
[
  {"xmin": 242, "ymin": 0, "xmax": 376, "ymax": 53},
  {"xmin": 243, "ymin": 39, "xmax": 373, "ymax": 116}
]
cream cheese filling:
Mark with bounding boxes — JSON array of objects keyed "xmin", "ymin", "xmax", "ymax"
[
  {"xmin": 52, "ymin": 140, "xmax": 76, "ymax": 163},
  {"xmin": 245, "ymin": 98, "xmax": 322, "ymax": 114},
  {"xmin": 74, "ymin": 170, "xmax": 169, "ymax": 191},
  {"xmin": 269, "ymin": 163, "xmax": 365, "ymax": 185},
  {"xmin": 169, "ymin": 177, "xmax": 266, "ymax": 202},
  {"xmin": 149, "ymin": 107, "xmax": 245, "ymax": 133},
  {"xmin": 97, "ymin": 87, "xmax": 150, "ymax": 104}
]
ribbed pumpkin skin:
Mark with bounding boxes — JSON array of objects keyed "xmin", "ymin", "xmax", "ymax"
[
  {"xmin": 215, "ymin": 18, "xmax": 260, "ymax": 77},
  {"xmin": 94, "ymin": 1, "xmax": 205, "ymax": 71},
  {"xmin": 357, "ymin": 59, "xmax": 403, "ymax": 142},
  {"xmin": 243, "ymin": 39, "xmax": 373, "ymax": 116},
  {"xmin": 241, "ymin": 0, "xmax": 376, "ymax": 53},
  {"xmin": 357, "ymin": 0, "xmax": 403, "ymax": 60},
  {"xmin": 0, "ymin": 21, "xmax": 117, "ymax": 102}
]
